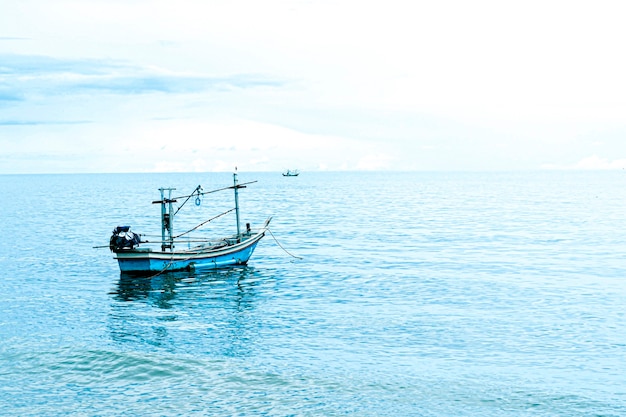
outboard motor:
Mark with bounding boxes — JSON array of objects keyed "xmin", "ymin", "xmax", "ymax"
[{"xmin": 110, "ymin": 226, "xmax": 141, "ymax": 252}]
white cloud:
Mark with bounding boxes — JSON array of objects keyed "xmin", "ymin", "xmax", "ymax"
[
  {"xmin": 544, "ymin": 155, "xmax": 626, "ymax": 170},
  {"xmin": 575, "ymin": 156, "xmax": 626, "ymax": 170},
  {"xmin": 355, "ymin": 154, "xmax": 393, "ymax": 171},
  {"xmin": 77, "ymin": 118, "xmax": 396, "ymax": 173}
]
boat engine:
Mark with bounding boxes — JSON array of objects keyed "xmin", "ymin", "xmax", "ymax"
[{"xmin": 110, "ymin": 226, "xmax": 141, "ymax": 252}]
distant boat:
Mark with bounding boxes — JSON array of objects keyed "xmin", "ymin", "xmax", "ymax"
[
  {"xmin": 108, "ymin": 172, "xmax": 271, "ymax": 274},
  {"xmin": 282, "ymin": 169, "xmax": 299, "ymax": 177}
]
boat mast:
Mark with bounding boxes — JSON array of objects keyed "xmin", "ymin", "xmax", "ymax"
[
  {"xmin": 158, "ymin": 187, "xmax": 176, "ymax": 251},
  {"xmin": 233, "ymin": 172, "xmax": 241, "ymax": 241}
]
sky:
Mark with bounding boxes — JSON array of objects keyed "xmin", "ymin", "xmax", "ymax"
[{"xmin": 1, "ymin": 0, "xmax": 626, "ymax": 173}]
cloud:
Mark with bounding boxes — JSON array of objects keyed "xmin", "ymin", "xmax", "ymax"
[
  {"xmin": 0, "ymin": 120, "xmax": 91, "ymax": 126},
  {"xmin": 110, "ymin": 119, "xmax": 394, "ymax": 172},
  {"xmin": 0, "ymin": 91, "xmax": 24, "ymax": 102},
  {"xmin": 0, "ymin": 114, "xmax": 400, "ymax": 174},
  {"xmin": 355, "ymin": 154, "xmax": 393, "ymax": 171},
  {"xmin": 543, "ymin": 155, "xmax": 626, "ymax": 170},
  {"xmin": 0, "ymin": 53, "xmax": 283, "ymax": 98},
  {"xmin": 575, "ymin": 156, "xmax": 626, "ymax": 170}
]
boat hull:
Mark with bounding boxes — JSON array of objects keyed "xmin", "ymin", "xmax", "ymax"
[{"xmin": 114, "ymin": 231, "xmax": 265, "ymax": 274}]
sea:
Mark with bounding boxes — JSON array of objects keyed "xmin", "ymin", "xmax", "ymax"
[{"xmin": 0, "ymin": 171, "xmax": 625, "ymax": 416}]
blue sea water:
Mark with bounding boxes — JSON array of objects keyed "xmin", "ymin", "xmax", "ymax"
[{"xmin": 0, "ymin": 171, "xmax": 625, "ymax": 416}]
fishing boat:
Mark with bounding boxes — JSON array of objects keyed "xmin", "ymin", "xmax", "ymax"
[
  {"xmin": 108, "ymin": 172, "xmax": 270, "ymax": 274},
  {"xmin": 282, "ymin": 169, "xmax": 299, "ymax": 177}
]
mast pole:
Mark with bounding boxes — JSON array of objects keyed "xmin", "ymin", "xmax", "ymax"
[
  {"xmin": 158, "ymin": 187, "xmax": 176, "ymax": 252},
  {"xmin": 159, "ymin": 188, "xmax": 167, "ymax": 251},
  {"xmin": 168, "ymin": 189, "xmax": 174, "ymax": 250},
  {"xmin": 233, "ymin": 171, "xmax": 241, "ymax": 241}
]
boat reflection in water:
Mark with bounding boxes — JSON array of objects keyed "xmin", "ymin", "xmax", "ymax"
[{"xmin": 108, "ymin": 267, "xmax": 266, "ymax": 356}]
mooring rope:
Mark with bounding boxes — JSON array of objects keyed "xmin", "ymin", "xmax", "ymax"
[
  {"xmin": 266, "ymin": 228, "xmax": 302, "ymax": 260},
  {"xmin": 144, "ymin": 256, "xmax": 177, "ymax": 279}
]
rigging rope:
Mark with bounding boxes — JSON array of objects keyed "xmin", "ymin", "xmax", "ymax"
[
  {"xmin": 173, "ymin": 208, "xmax": 236, "ymax": 239},
  {"xmin": 173, "ymin": 185, "xmax": 202, "ymax": 216},
  {"xmin": 266, "ymin": 228, "xmax": 303, "ymax": 260}
]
